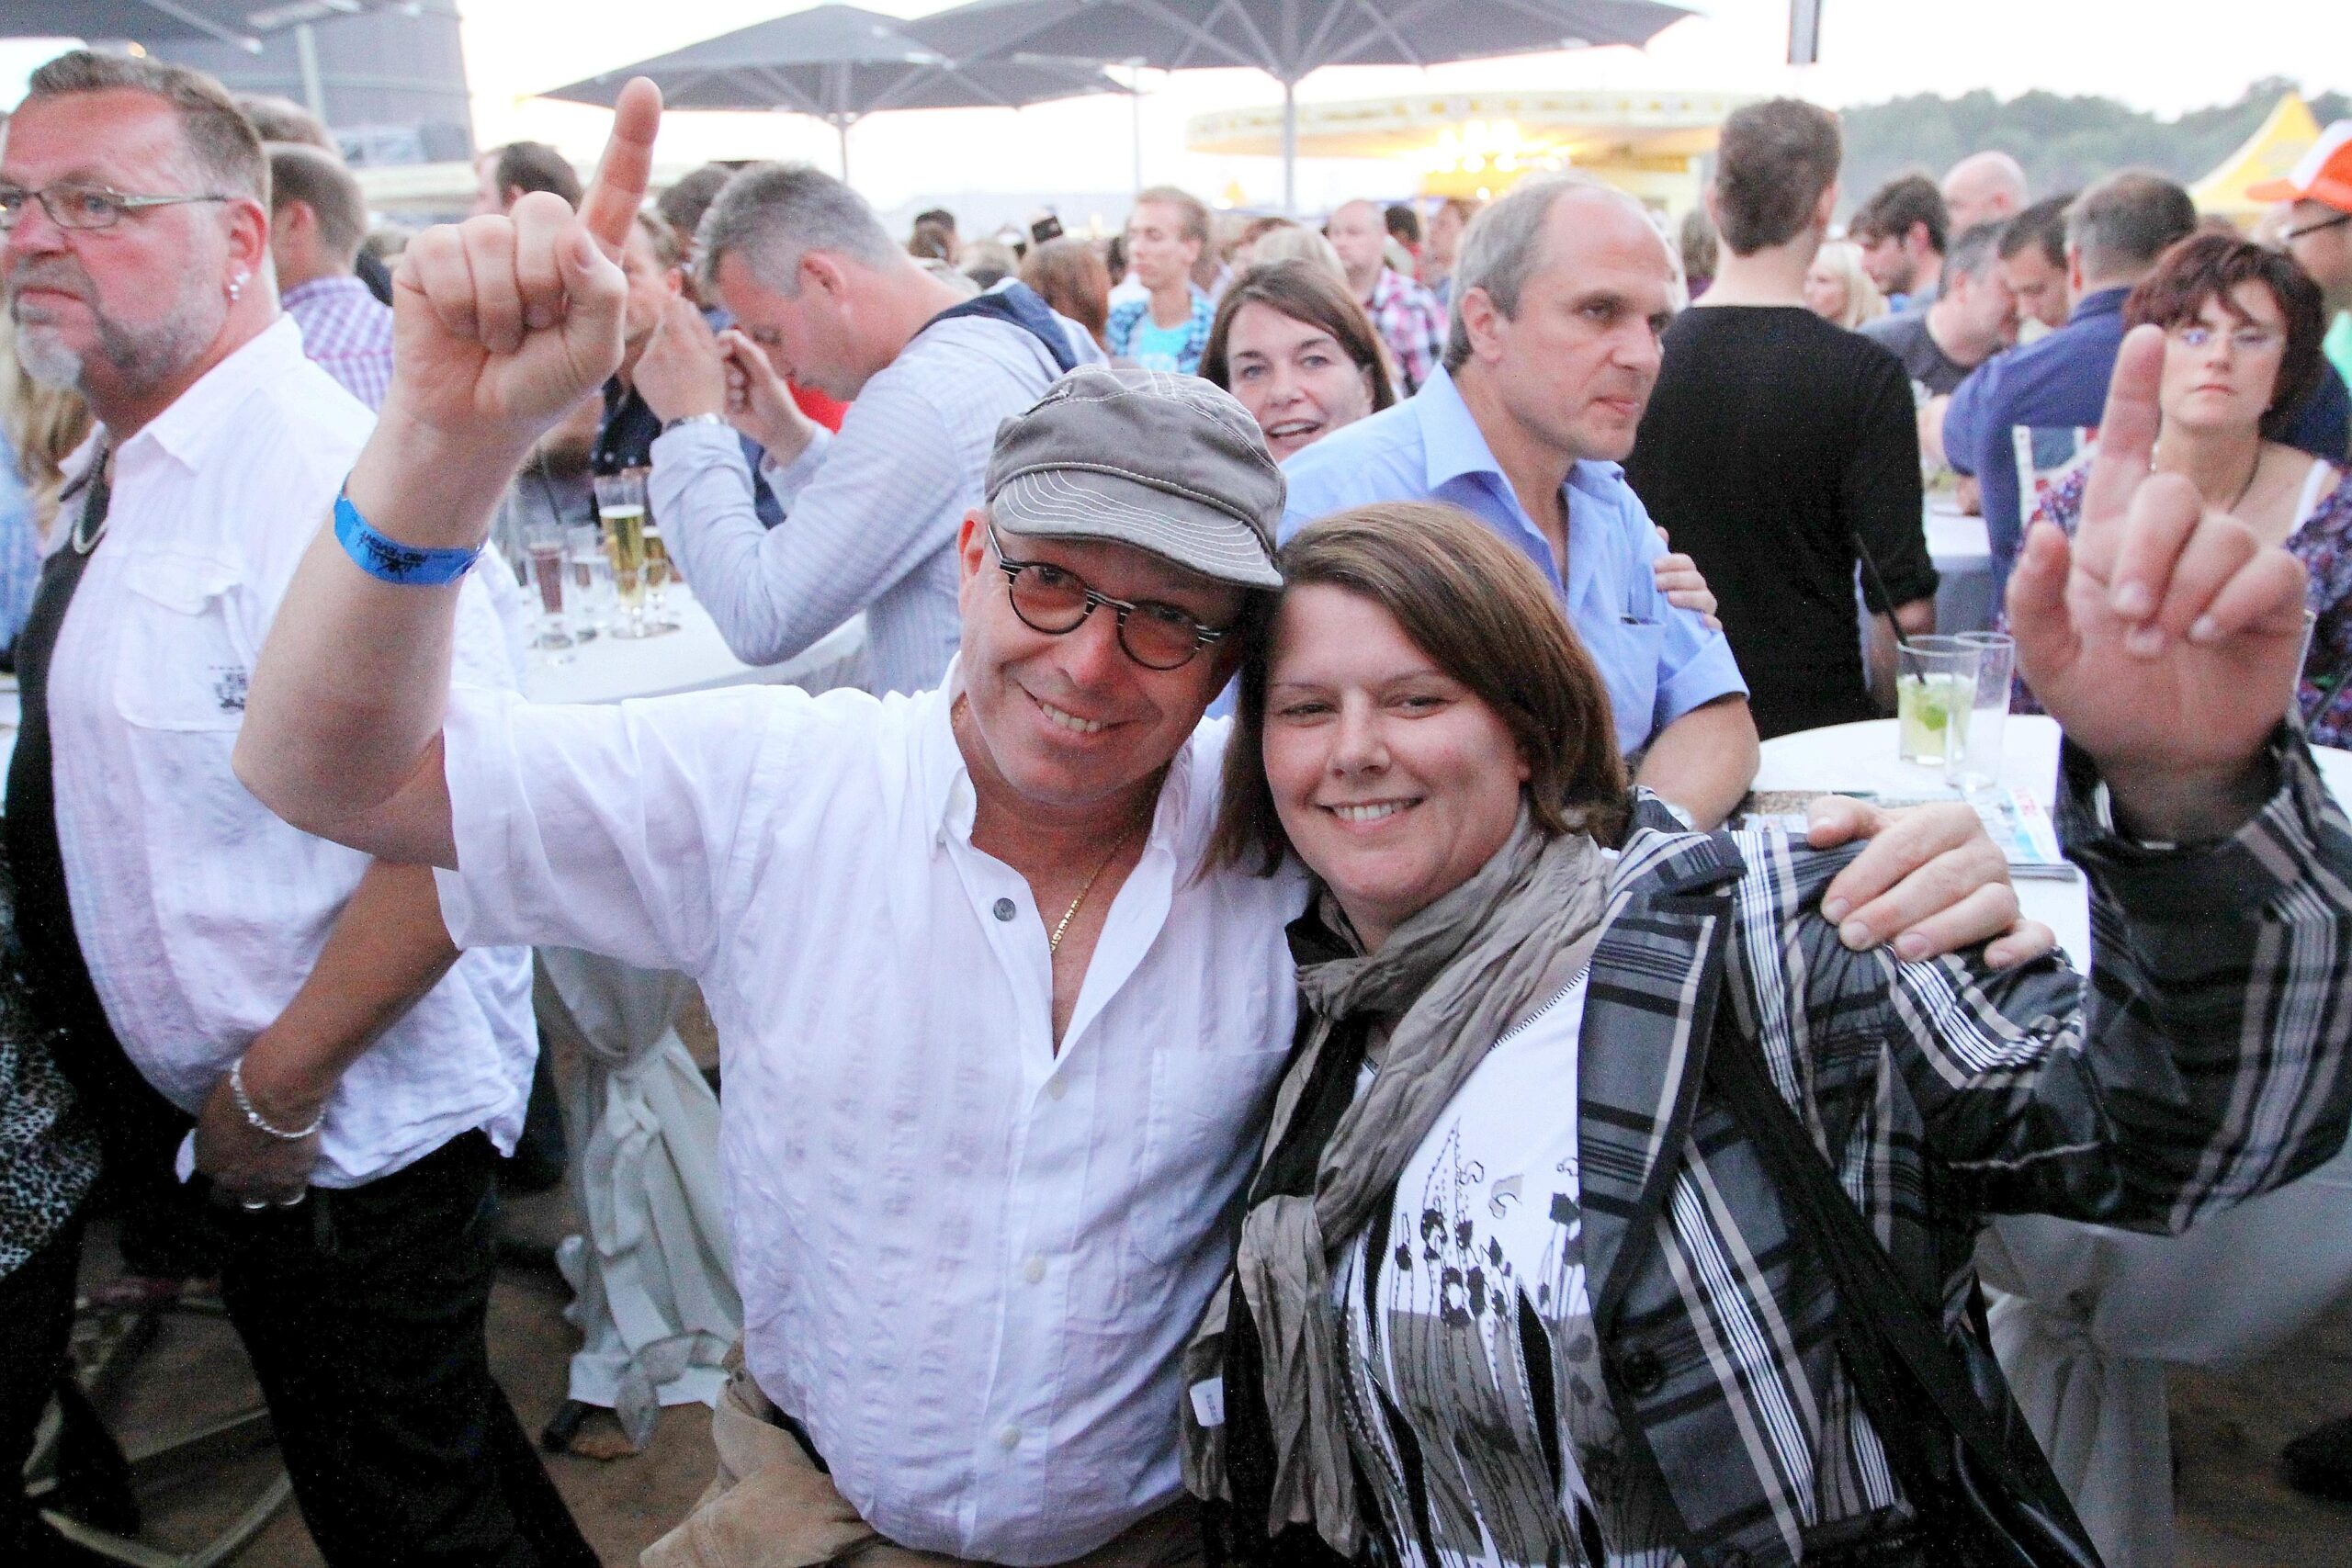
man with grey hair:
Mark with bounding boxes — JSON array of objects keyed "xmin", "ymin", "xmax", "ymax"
[
  {"xmin": 1863, "ymin": 220, "xmax": 2017, "ymax": 400},
  {"xmin": 1941, "ymin": 149, "xmax": 2030, "ymax": 232},
  {"xmin": 1282, "ymin": 173, "xmax": 1759, "ymax": 828},
  {"xmin": 1, "ymin": 50, "xmax": 591, "ymax": 1564},
  {"xmin": 630, "ymin": 160, "xmax": 1102, "ymax": 693}
]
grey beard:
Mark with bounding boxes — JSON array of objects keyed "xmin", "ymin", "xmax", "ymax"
[
  {"xmin": 9, "ymin": 284, "xmax": 221, "ymax": 399},
  {"xmin": 10, "ymin": 317, "xmax": 84, "ymax": 389}
]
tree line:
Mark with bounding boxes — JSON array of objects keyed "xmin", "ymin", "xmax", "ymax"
[{"xmin": 1836, "ymin": 77, "xmax": 2351, "ymax": 215}]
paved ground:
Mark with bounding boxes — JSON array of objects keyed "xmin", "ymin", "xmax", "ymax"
[{"xmin": 69, "ymin": 1196, "xmax": 2352, "ymax": 1567}]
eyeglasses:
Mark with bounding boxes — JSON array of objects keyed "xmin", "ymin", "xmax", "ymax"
[
  {"xmin": 2282, "ymin": 211, "xmax": 2352, "ymax": 244},
  {"xmin": 0, "ymin": 183, "xmax": 233, "ymax": 232},
  {"xmin": 987, "ymin": 522, "xmax": 1231, "ymax": 671},
  {"xmin": 2171, "ymin": 322, "xmax": 2282, "ymax": 354}
]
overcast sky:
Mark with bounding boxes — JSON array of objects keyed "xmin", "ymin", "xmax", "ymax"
[{"xmin": 6, "ymin": 0, "xmax": 2348, "ymax": 217}]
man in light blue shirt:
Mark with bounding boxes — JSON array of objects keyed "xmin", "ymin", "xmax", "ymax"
[{"xmin": 1283, "ymin": 174, "xmax": 1758, "ymax": 827}]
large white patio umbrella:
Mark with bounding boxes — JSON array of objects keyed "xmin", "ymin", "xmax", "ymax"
[
  {"xmin": 907, "ymin": 0, "xmax": 1691, "ymax": 211},
  {"xmin": 541, "ymin": 3, "xmax": 1127, "ymax": 183}
]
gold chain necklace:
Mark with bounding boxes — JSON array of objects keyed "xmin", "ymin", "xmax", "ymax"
[{"xmin": 1048, "ymin": 820, "xmax": 1142, "ymax": 955}]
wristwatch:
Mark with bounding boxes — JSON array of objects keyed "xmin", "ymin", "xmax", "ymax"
[{"xmin": 660, "ymin": 412, "xmax": 728, "ymax": 435}]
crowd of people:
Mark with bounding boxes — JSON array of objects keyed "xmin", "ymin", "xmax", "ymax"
[{"xmin": 4, "ymin": 45, "xmax": 2352, "ymax": 1568}]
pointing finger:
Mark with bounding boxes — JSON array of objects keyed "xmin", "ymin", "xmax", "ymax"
[
  {"xmin": 2077, "ymin": 324, "xmax": 2165, "ymax": 563},
  {"xmin": 577, "ymin": 77, "xmax": 662, "ymax": 259}
]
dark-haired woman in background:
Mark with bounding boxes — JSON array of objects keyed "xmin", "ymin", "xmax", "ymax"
[
  {"xmin": 2025, "ymin": 231, "xmax": 2352, "ymax": 739},
  {"xmin": 1200, "ymin": 260, "xmax": 1396, "ymax": 459}
]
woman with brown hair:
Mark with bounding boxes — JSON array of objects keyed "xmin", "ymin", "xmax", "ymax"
[
  {"xmin": 1183, "ymin": 480, "xmax": 2352, "ymax": 1568},
  {"xmin": 1199, "ymin": 260, "xmax": 1396, "ymax": 460},
  {"xmin": 1019, "ymin": 236, "xmax": 1114, "ymax": 353},
  {"xmin": 2021, "ymin": 232, "xmax": 2352, "ymax": 741}
]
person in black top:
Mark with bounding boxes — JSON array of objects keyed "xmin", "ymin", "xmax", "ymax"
[{"xmin": 1625, "ymin": 98, "xmax": 1939, "ymax": 739}]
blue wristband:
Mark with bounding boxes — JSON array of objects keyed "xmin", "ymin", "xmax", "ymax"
[{"xmin": 334, "ymin": 490, "xmax": 482, "ymax": 586}]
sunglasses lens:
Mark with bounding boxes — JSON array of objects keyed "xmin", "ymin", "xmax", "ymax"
[
  {"xmin": 1120, "ymin": 604, "xmax": 1204, "ymax": 670},
  {"xmin": 1008, "ymin": 565, "xmax": 1088, "ymax": 631}
]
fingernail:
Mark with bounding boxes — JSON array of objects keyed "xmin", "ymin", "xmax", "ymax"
[
  {"xmin": 1838, "ymin": 919, "xmax": 1872, "ymax": 950},
  {"xmin": 1895, "ymin": 931, "xmax": 1928, "ymax": 961},
  {"xmin": 2112, "ymin": 581, "xmax": 2154, "ymax": 618},
  {"xmin": 2127, "ymin": 623, "xmax": 2165, "ymax": 657},
  {"xmin": 2189, "ymin": 615, "xmax": 2221, "ymax": 644},
  {"xmin": 1822, "ymin": 897, "xmax": 1850, "ymax": 923}
]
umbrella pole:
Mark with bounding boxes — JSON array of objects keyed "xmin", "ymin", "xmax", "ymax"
[
  {"xmin": 837, "ymin": 121, "xmax": 851, "ymax": 184},
  {"xmin": 1281, "ymin": 78, "xmax": 1297, "ymax": 217}
]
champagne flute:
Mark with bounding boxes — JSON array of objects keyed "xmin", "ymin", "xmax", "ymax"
[
  {"xmin": 593, "ymin": 470, "xmax": 652, "ymax": 638},
  {"xmin": 523, "ymin": 523, "xmax": 575, "ymax": 660}
]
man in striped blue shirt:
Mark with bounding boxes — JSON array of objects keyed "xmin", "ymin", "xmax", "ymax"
[{"xmin": 634, "ymin": 164, "xmax": 1102, "ymax": 695}]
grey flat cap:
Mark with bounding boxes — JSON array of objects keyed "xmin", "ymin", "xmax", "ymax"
[{"xmin": 985, "ymin": 367, "xmax": 1284, "ymax": 590}]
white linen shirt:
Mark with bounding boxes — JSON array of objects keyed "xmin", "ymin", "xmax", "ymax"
[
  {"xmin": 434, "ymin": 669, "xmax": 1308, "ymax": 1563},
  {"xmin": 48, "ymin": 317, "xmax": 537, "ymax": 1188}
]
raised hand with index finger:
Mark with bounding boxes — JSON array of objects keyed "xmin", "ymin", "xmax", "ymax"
[
  {"xmin": 2007, "ymin": 323, "xmax": 2310, "ymax": 840},
  {"xmin": 372, "ymin": 78, "xmax": 662, "ymax": 506}
]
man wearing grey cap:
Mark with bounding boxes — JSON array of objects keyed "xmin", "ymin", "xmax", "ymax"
[{"xmin": 233, "ymin": 111, "xmax": 2055, "ymax": 1568}]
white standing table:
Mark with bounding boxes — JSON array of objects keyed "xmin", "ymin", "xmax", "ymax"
[
  {"xmin": 1756, "ymin": 715, "xmax": 2352, "ymax": 1568},
  {"xmin": 1925, "ymin": 497, "xmax": 1996, "ymax": 636},
  {"xmin": 524, "ymin": 592, "xmax": 865, "ymax": 705}
]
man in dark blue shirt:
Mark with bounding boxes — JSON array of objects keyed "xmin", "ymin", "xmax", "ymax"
[{"xmin": 1946, "ymin": 170, "xmax": 2352, "ymax": 598}]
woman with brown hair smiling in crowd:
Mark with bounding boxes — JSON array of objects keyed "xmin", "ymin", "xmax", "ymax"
[
  {"xmin": 1182, "ymin": 337, "xmax": 2352, "ymax": 1566},
  {"xmin": 1200, "ymin": 259, "xmax": 1397, "ymax": 460}
]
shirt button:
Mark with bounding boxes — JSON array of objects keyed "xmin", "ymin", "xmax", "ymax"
[
  {"xmin": 1046, "ymin": 1077, "xmax": 1068, "ymax": 1101},
  {"xmin": 998, "ymin": 1425, "xmax": 1021, "ymax": 1450},
  {"xmin": 992, "ymin": 897, "xmax": 1016, "ymax": 921},
  {"xmin": 1618, "ymin": 1347, "xmax": 1666, "ymax": 1397},
  {"xmin": 1023, "ymin": 1255, "xmax": 1046, "ymax": 1284}
]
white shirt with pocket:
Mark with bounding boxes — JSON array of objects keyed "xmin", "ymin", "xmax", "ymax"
[
  {"xmin": 433, "ymin": 669, "xmax": 1308, "ymax": 1564},
  {"xmin": 47, "ymin": 317, "xmax": 537, "ymax": 1189}
]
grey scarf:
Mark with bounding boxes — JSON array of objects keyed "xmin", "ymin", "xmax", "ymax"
[{"xmin": 1184, "ymin": 812, "xmax": 1611, "ymax": 1555}]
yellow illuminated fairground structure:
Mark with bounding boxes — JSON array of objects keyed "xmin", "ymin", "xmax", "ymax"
[
  {"xmin": 2191, "ymin": 92, "xmax": 2322, "ymax": 226},
  {"xmin": 1187, "ymin": 88, "xmax": 1754, "ymax": 213}
]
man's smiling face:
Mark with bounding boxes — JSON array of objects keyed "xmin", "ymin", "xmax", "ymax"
[{"xmin": 952, "ymin": 514, "xmax": 1243, "ymax": 814}]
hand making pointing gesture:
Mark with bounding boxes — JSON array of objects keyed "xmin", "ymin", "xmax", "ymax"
[
  {"xmin": 237, "ymin": 82, "xmax": 665, "ymax": 849},
  {"xmin": 363, "ymin": 77, "xmax": 665, "ymax": 511},
  {"xmin": 2008, "ymin": 322, "xmax": 2311, "ymax": 840}
]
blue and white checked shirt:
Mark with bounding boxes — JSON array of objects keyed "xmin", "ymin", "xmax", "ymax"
[{"xmin": 651, "ymin": 306, "xmax": 1101, "ymax": 695}]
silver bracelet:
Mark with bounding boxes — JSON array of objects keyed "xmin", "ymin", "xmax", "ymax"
[{"xmin": 230, "ymin": 1055, "xmax": 325, "ymax": 1141}]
